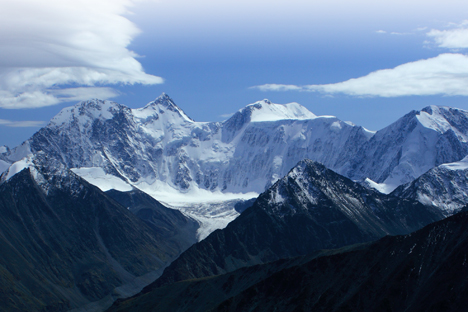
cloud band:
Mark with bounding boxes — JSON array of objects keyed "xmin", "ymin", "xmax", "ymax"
[{"xmin": 252, "ymin": 53, "xmax": 468, "ymax": 97}]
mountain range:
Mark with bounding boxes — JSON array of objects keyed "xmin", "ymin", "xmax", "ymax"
[
  {"xmin": 2, "ymin": 94, "xmax": 468, "ymax": 311},
  {"xmin": 2, "ymin": 94, "xmax": 468, "ymax": 237},
  {"xmin": 4, "ymin": 94, "xmax": 468, "ymax": 197}
]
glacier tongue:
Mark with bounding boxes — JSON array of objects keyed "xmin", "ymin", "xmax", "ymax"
[
  {"xmin": 135, "ymin": 180, "xmax": 258, "ymax": 241},
  {"xmin": 70, "ymin": 167, "xmax": 133, "ymax": 192}
]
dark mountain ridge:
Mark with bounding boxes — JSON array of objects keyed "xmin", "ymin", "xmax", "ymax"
[
  {"xmin": 108, "ymin": 207, "xmax": 468, "ymax": 312},
  {"xmin": 0, "ymin": 155, "xmax": 198, "ymax": 311},
  {"xmin": 144, "ymin": 160, "xmax": 444, "ymax": 290}
]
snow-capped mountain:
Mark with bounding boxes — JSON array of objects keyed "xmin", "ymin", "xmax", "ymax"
[
  {"xmin": 4, "ymin": 95, "xmax": 468, "ymax": 236},
  {"xmin": 392, "ymin": 155, "xmax": 468, "ymax": 214},
  {"xmin": 348, "ymin": 105, "xmax": 468, "ymax": 192},
  {"xmin": 1, "ymin": 94, "xmax": 375, "ymax": 236},
  {"xmin": 7, "ymin": 95, "xmax": 468, "ymax": 198},
  {"xmin": 4, "ymin": 94, "xmax": 372, "ymax": 195}
]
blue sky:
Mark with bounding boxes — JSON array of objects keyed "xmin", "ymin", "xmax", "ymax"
[{"xmin": 2, "ymin": 0, "xmax": 468, "ymax": 147}]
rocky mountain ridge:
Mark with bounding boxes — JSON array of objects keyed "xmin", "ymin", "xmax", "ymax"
[
  {"xmin": 0, "ymin": 153, "xmax": 198, "ymax": 311},
  {"xmin": 146, "ymin": 160, "xmax": 444, "ymax": 289}
]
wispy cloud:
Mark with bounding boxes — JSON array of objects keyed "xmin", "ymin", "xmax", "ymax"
[
  {"xmin": 0, "ymin": 119, "xmax": 45, "ymax": 128},
  {"xmin": 427, "ymin": 21, "xmax": 468, "ymax": 49},
  {"xmin": 252, "ymin": 54, "xmax": 468, "ymax": 97},
  {"xmin": 252, "ymin": 84, "xmax": 302, "ymax": 92},
  {"xmin": 220, "ymin": 113, "xmax": 234, "ymax": 119},
  {"xmin": 390, "ymin": 32, "xmax": 410, "ymax": 35},
  {"xmin": 0, "ymin": 0, "xmax": 162, "ymax": 109}
]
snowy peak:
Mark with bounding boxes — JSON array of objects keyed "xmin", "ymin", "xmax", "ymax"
[
  {"xmin": 416, "ymin": 105, "xmax": 468, "ymax": 138},
  {"xmin": 49, "ymin": 99, "xmax": 126, "ymax": 126},
  {"xmin": 348, "ymin": 105, "xmax": 468, "ymax": 191},
  {"xmin": 392, "ymin": 156, "xmax": 468, "ymax": 214},
  {"xmin": 243, "ymin": 99, "xmax": 316, "ymax": 122},
  {"xmin": 267, "ymin": 159, "xmax": 359, "ymax": 212},
  {"xmin": 222, "ymin": 100, "xmax": 317, "ymax": 141},
  {"xmin": 136, "ymin": 93, "xmax": 194, "ymax": 123}
]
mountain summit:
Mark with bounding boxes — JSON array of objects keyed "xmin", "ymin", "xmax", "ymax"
[
  {"xmin": 238, "ymin": 99, "xmax": 317, "ymax": 122},
  {"xmin": 137, "ymin": 93, "xmax": 194, "ymax": 123},
  {"xmin": 348, "ymin": 105, "xmax": 468, "ymax": 192}
]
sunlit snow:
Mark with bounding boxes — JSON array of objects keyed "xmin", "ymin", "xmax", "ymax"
[
  {"xmin": 71, "ymin": 167, "xmax": 133, "ymax": 192},
  {"xmin": 248, "ymin": 100, "xmax": 316, "ymax": 122},
  {"xmin": 440, "ymin": 156, "xmax": 468, "ymax": 171},
  {"xmin": 364, "ymin": 178, "xmax": 396, "ymax": 194}
]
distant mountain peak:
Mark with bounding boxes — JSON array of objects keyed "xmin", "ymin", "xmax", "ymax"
[
  {"xmin": 222, "ymin": 100, "xmax": 317, "ymax": 138},
  {"xmin": 245, "ymin": 100, "xmax": 316, "ymax": 122},
  {"xmin": 139, "ymin": 93, "xmax": 194, "ymax": 122},
  {"xmin": 415, "ymin": 105, "xmax": 468, "ymax": 135},
  {"xmin": 49, "ymin": 99, "xmax": 125, "ymax": 127}
]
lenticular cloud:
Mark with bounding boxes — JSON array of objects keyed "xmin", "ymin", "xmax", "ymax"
[{"xmin": 0, "ymin": 0, "xmax": 162, "ymax": 109}]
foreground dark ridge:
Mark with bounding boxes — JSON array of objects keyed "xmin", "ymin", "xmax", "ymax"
[
  {"xmin": 0, "ymin": 156, "xmax": 197, "ymax": 311},
  {"xmin": 127, "ymin": 160, "xmax": 444, "ymax": 297},
  {"xmin": 109, "ymin": 207, "xmax": 468, "ymax": 312}
]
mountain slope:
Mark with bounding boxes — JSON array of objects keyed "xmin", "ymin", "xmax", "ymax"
[
  {"xmin": 144, "ymin": 160, "xmax": 444, "ymax": 289},
  {"xmin": 213, "ymin": 207, "xmax": 468, "ymax": 312},
  {"xmin": 105, "ymin": 189, "xmax": 199, "ymax": 251},
  {"xmin": 0, "ymin": 155, "xmax": 197, "ymax": 311},
  {"xmin": 349, "ymin": 105, "xmax": 468, "ymax": 192},
  {"xmin": 108, "ymin": 207, "xmax": 468, "ymax": 312},
  {"xmin": 2, "ymin": 94, "xmax": 376, "ymax": 237},
  {"xmin": 5, "ymin": 97, "xmax": 468, "ymax": 239},
  {"xmin": 392, "ymin": 155, "xmax": 468, "ymax": 215}
]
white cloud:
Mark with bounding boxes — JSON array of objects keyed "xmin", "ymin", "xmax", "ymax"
[
  {"xmin": 0, "ymin": 119, "xmax": 45, "ymax": 128},
  {"xmin": 219, "ymin": 113, "xmax": 234, "ymax": 119},
  {"xmin": 252, "ymin": 84, "xmax": 302, "ymax": 92},
  {"xmin": 0, "ymin": 0, "xmax": 162, "ymax": 109},
  {"xmin": 253, "ymin": 54, "xmax": 468, "ymax": 97},
  {"xmin": 427, "ymin": 22, "xmax": 468, "ymax": 49}
]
